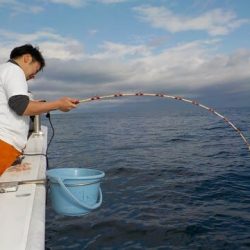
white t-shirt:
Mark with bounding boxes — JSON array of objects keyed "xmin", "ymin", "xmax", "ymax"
[{"xmin": 0, "ymin": 62, "xmax": 30, "ymax": 152}]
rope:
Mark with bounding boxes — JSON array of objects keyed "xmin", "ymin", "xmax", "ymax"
[{"xmin": 79, "ymin": 92, "xmax": 250, "ymax": 152}]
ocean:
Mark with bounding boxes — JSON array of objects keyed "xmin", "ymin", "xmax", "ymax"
[{"xmin": 44, "ymin": 99, "xmax": 250, "ymax": 250}]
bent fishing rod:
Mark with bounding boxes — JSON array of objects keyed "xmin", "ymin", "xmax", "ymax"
[{"xmin": 77, "ymin": 92, "xmax": 250, "ymax": 152}]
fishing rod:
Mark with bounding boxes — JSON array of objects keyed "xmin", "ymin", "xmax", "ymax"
[{"xmin": 78, "ymin": 92, "xmax": 250, "ymax": 152}]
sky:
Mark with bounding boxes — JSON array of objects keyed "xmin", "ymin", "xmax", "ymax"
[{"xmin": 0, "ymin": 0, "xmax": 250, "ymax": 107}]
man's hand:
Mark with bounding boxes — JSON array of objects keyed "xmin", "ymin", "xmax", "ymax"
[{"xmin": 57, "ymin": 97, "xmax": 79, "ymax": 112}]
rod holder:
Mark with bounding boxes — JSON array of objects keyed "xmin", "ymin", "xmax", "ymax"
[{"xmin": 33, "ymin": 115, "xmax": 43, "ymax": 136}]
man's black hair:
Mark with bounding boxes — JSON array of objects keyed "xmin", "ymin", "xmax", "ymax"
[{"xmin": 10, "ymin": 44, "xmax": 45, "ymax": 70}]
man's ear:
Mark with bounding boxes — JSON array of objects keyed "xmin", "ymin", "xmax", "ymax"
[{"xmin": 23, "ymin": 54, "xmax": 32, "ymax": 64}]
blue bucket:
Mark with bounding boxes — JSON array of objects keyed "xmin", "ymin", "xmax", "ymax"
[{"xmin": 47, "ymin": 168, "xmax": 105, "ymax": 216}]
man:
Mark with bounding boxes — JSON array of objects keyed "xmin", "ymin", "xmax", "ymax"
[{"xmin": 0, "ymin": 44, "xmax": 79, "ymax": 175}]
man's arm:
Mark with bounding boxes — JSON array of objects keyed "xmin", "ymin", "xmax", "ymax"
[
  {"xmin": 9, "ymin": 95, "xmax": 79, "ymax": 116},
  {"xmin": 23, "ymin": 97, "xmax": 79, "ymax": 116}
]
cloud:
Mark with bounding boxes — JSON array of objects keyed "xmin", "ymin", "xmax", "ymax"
[
  {"xmin": 97, "ymin": 0, "xmax": 127, "ymax": 3},
  {"xmin": 47, "ymin": 0, "xmax": 127, "ymax": 7},
  {"xmin": 133, "ymin": 5, "xmax": 249, "ymax": 36},
  {"xmin": 1, "ymin": 29, "xmax": 250, "ymax": 106},
  {"xmin": 88, "ymin": 29, "xmax": 98, "ymax": 36},
  {"xmin": 91, "ymin": 41, "xmax": 153, "ymax": 59},
  {"xmin": 31, "ymin": 37, "xmax": 250, "ymax": 104},
  {"xmin": 0, "ymin": 29, "xmax": 84, "ymax": 60},
  {"xmin": 0, "ymin": 0, "xmax": 43, "ymax": 15},
  {"xmin": 48, "ymin": 0, "xmax": 85, "ymax": 7}
]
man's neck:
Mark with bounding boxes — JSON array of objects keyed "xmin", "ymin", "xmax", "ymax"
[{"xmin": 8, "ymin": 59, "xmax": 20, "ymax": 67}]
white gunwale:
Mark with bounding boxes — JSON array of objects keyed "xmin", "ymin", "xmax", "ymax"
[{"xmin": 0, "ymin": 125, "xmax": 48, "ymax": 250}]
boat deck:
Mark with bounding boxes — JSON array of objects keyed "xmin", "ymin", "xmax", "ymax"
[{"xmin": 0, "ymin": 126, "xmax": 47, "ymax": 250}]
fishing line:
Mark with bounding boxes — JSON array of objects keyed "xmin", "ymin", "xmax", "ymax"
[{"xmin": 79, "ymin": 92, "xmax": 250, "ymax": 152}]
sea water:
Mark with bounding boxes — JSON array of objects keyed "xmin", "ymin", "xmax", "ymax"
[{"xmin": 45, "ymin": 101, "xmax": 250, "ymax": 250}]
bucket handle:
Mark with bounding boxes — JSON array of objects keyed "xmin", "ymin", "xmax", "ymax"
[{"xmin": 56, "ymin": 177, "xmax": 103, "ymax": 210}]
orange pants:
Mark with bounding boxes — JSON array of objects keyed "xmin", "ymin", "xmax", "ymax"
[{"xmin": 0, "ymin": 139, "xmax": 21, "ymax": 175}]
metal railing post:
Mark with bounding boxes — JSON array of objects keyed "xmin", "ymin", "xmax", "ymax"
[{"xmin": 33, "ymin": 115, "xmax": 43, "ymax": 136}]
